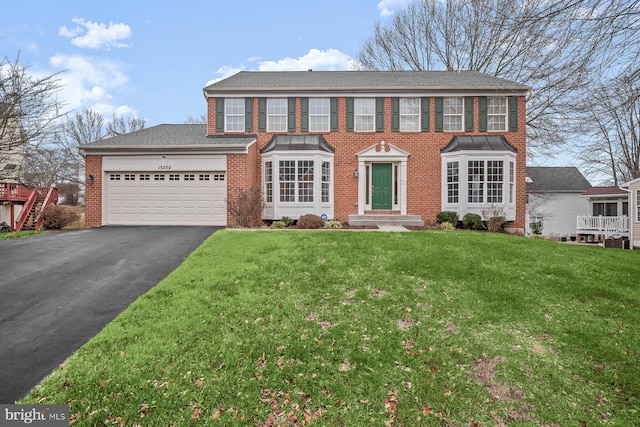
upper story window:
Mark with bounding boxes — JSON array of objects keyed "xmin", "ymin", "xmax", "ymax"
[
  {"xmin": 487, "ymin": 97, "xmax": 507, "ymax": 131},
  {"xmin": 400, "ymin": 98, "xmax": 420, "ymax": 132},
  {"xmin": 268, "ymin": 99, "xmax": 288, "ymax": 132},
  {"xmin": 225, "ymin": 98, "xmax": 245, "ymax": 132},
  {"xmin": 309, "ymin": 98, "xmax": 330, "ymax": 132},
  {"xmin": 354, "ymin": 98, "xmax": 375, "ymax": 132},
  {"xmin": 443, "ymin": 98, "xmax": 463, "ymax": 131}
]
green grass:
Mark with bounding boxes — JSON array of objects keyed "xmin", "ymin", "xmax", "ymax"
[
  {"xmin": 0, "ymin": 230, "xmax": 42, "ymax": 240},
  {"xmin": 22, "ymin": 231, "xmax": 640, "ymax": 426}
]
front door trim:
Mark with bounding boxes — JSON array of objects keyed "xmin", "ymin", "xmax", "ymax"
[{"xmin": 356, "ymin": 141, "xmax": 409, "ymax": 215}]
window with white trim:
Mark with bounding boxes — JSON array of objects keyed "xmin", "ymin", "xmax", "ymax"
[
  {"xmin": 268, "ymin": 99, "xmax": 287, "ymax": 132},
  {"xmin": 322, "ymin": 161, "xmax": 331, "ymax": 203},
  {"xmin": 297, "ymin": 161, "xmax": 314, "ymax": 202},
  {"xmin": 110, "ymin": 174, "xmax": 121, "ymax": 181},
  {"xmin": 184, "ymin": 174, "xmax": 194, "ymax": 181},
  {"xmin": 468, "ymin": 161, "xmax": 484, "ymax": 203},
  {"xmin": 487, "ymin": 97, "xmax": 507, "ymax": 131},
  {"xmin": 154, "ymin": 174, "xmax": 164, "ymax": 181},
  {"xmin": 169, "ymin": 174, "xmax": 180, "ymax": 181},
  {"xmin": 140, "ymin": 174, "xmax": 150, "ymax": 181},
  {"xmin": 487, "ymin": 161, "xmax": 504, "ymax": 203},
  {"xmin": 124, "ymin": 174, "xmax": 135, "ymax": 181},
  {"xmin": 225, "ymin": 98, "xmax": 245, "ymax": 132},
  {"xmin": 354, "ymin": 98, "xmax": 375, "ymax": 132},
  {"xmin": 279, "ymin": 160, "xmax": 296, "ymax": 202},
  {"xmin": 309, "ymin": 98, "xmax": 330, "ymax": 132},
  {"xmin": 447, "ymin": 161, "xmax": 459, "ymax": 203},
  {"xmin": 443, "ymin": 98, "xmax": 463, "ymax": 131},
  {"xmin": 400, "ymin": 98, "xmax": 420, "ymax": 131},
  {"xmin": 509, "ymin": 162, "xmax": 514, "ymax": 204},
  {"xmin": 264, "ymin": 162, "xmax": 273, "ymax": 203}
]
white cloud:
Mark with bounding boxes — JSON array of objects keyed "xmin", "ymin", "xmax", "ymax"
[
  {"xmin": 256, "ymin": 48, "xmax": 357, "ymax": 71},
  {"xmin": 377, "ymin": 0, "xmax": 412, "ymax": 17},
  {"xmin": 49, "ymin": 54, "xmax": 133, "ymax": 116},
  {"xmin": 58, "ymin": 17, "xmax": 131, "ymax": 50},
  {"xmin": 206, "ymin": 48, "xmax": 359, "ymax": 86}
]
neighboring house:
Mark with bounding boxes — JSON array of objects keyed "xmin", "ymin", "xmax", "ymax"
[
  {"xmin": 577, "ymin": 186, "xmax": 630, "ymax": 243},
  {"xmin": 525, "ymin": 166, "xmax": 591, "ymax": 236},
  {"xmin": 620, "ymin": 178, "xmax": 640, "ymax": 248},
  {"xmin": 81, "ymin": 71, "xmax": 530, "ymax": 229}
]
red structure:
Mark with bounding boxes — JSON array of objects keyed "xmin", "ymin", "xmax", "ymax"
[{"xmin": 0, "ymin": 182, "xmax": 58, "ymax": 231}]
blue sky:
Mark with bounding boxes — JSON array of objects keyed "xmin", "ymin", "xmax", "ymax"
[{"xmin": 2, "ymin": 0, "xmax": 410, "ymax": 126}]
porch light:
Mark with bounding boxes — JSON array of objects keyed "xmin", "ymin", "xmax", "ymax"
[
  {"xmin": 354, "ymin": 169, "xmax": 359, "ymax": 178},
  {"xmin": 88, "ymin": 175, "xmax": 94, "ymax": 184}
]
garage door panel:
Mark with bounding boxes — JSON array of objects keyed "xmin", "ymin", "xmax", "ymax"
[{"xmin": 106, "ymin": 171, "xmax": 226, "ymax": 226}]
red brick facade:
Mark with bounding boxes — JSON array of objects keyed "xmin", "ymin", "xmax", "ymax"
[
  {"xmin": 84, "ymin": 155, "xmax": 103, "ymax": 228},
  {"xmin": 209, "ymin": 95, "xmax": 527, "ymax": 230}
]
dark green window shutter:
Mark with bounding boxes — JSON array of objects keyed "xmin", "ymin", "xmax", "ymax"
[
  {"xmin": 288, "ymin": 97, "xmax": 296, "ymax": 132},
  {"xmin": 330, "ymin": 97, "xmax": 338, "ymax": 131},
  {"xmin": 258, "ymin": 98, "xmax": 266, "ymax": 132},
  {"xmin": 376, "ymin": 97, "xmax": 384, "ymax": 132},
  {"xmin": 215, "ymin": 97, "xmax": 224, "ymax": 132},
  {"xmin": 391, "ymin": 98, "xmax": 399, "ymax": 132},
  {"xmin": 421, "ymin": 97, "xmax": 430, "ymax": 132},
  {"xmin": 245, "ymin": 97, "xmax": 253, "ymax": 132},
  {"xmin": 465, "ymin": 96, "xmax": 474, "ymax": 132},
  {"xmin": 301, "ymin": 98, "xmax": 309, "ymax": 132},
  {"xmin": 478, "ymin": 96, "xmax": 487, "ymax": 132},
  {"xmin": 435, "ymin": 97, "xmax": 443, "ymax": 132},
  {"xmin": 346, "ymin": 97, "xmax": 354, "ymax": 132},
  {"xmin": 508, "ymin": 96, "xmax": 518, "ymax": 131}
]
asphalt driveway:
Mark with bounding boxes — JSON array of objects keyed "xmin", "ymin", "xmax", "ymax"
[{"xmin": 0, "ymin": 226, "xmax": 219, "ymax": 403}]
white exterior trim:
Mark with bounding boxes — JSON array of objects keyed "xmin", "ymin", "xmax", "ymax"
[{"xmin": 356, "ymin": 142, "xmax": 409, "ymax": 215}]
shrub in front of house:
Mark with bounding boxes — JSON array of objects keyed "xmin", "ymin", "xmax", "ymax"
[
  {"xmin": 280, "ymin": 216, "xmax": 294, "ymax": 227},
  {"xmin": 440, "ymin": 221, "xmax": 454, "ymax": 230},
  {"xmin": 436, "ymin": 211, "xmax": 459, "ymax": 225},
  {"xmin": 227, "ymin": 185, "xmax": 265, "ymax": 228},
  {"xmin": 324, "ymin": 219, "xmax": 342, "ymax": 229},
  {"xmin": 271, "ymin": 221, "xmax": 286, "ymax": 229},
  {"xmin": 41, "ymin": 205, "xmax": 80, "ymax": 230},
  {"xmin": 462, "ymin": 213, "xmax": 484, "ymax": 230},
  {"xmin": 486, "ymin": 216, "xmax": 507, "ymax": 233},
  {"xmin": 297, "ymin": 214, "xmax": 326, "ymax": 229}
]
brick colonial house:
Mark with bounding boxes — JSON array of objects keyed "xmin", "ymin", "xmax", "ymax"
[{"xmin": 81, "ymin": 71, "xmax": 530, "ymax": 230}]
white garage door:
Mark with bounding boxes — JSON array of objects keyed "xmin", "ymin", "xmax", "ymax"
[{"xmin": 106, "ymin": 172, "xmax": 226, "ymax": 225}]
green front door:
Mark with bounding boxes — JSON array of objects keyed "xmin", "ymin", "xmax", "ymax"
[{"xmin": 372, "ymin": 163, "xmax": 393, "ymax": 209}]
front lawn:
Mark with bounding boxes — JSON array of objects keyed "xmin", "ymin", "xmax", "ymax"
[{"xmin": 22, "ymin": 231, "xmax": 640, "ymax": 426}]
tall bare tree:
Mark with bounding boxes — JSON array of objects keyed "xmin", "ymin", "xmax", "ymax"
[
  {"xmin": 106, "ymin": 114, "xmax": 146, "ymax": 136},
  {"xmin": 357, "ymin": 0, "xmax": 640, "ymax": 158},
  {"xmin": 0, "ymin": 53, "xmax": 64, "ymax": 182},
  {"xmin": 576, "ymin": 69, "xmax": 640, "ymax": 184}
]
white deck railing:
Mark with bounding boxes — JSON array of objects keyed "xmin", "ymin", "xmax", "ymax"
[{"xmin": 576, "ymin": 215, "xmax": 629, "ymax": 237}]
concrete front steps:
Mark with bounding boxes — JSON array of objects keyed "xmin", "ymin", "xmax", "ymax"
[{"xmin": 347, "ymin": 214, "xmax": 424, "ymax": 227}]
